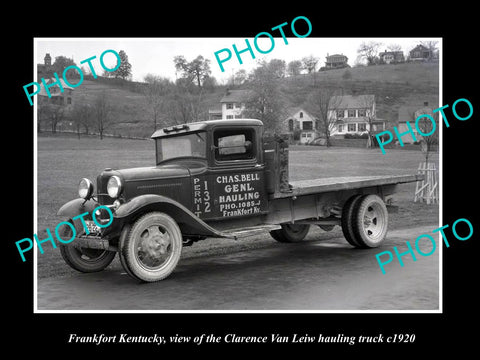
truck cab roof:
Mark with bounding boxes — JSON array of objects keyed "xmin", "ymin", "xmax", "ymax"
[{"xmin": 151, "ymin": 119, "xmax": 263, "ymax": 139}]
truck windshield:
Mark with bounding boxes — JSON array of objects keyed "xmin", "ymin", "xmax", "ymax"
[{"xmin": 155, "ymin": 132, "xmax": 206, "ymax": 163}]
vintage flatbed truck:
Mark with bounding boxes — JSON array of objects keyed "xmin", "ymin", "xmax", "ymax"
[{"xmin": 57, "ymin": 119, "xmax": 423, "ymax": 282}]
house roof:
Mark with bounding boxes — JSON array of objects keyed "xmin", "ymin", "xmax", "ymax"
[
  {"xmin": 284, "ymin": 107, "xmax": 316, "ymax": 120},
  {"xmin": 38, "ymin": 78, "xmax": 74, "ymax": 96},
  {"xmin": 410, "ymin": 44, "xmax": 430, "ymax": 53},
  {"xmin": 329, "ymin": 94, "xmax": 375, "ymax": 109},
  {"xmin": 397, "ymin": 104, "xmax": 434, "ymax": 123},
  {"xmin": 220, "ymin": 89, "xmax": 253, "ymax": 103},
  {"xmin": 326, "ymin": 54, "xmax": 347, "ymax": 60}
]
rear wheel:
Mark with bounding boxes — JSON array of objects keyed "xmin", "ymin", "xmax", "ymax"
[
  {"xmin": 341, "ymin": 195, "xmax": 363, "ymax": 247},
  {"xmin": 270, "ymin": 223, "xmax": 310, "ymax": 243},
  {"xmin": 121, "ymin": 212, "xmax": 182, "ymax": 282},
  {"xmin": 352, "ymin": 195, "xmax": 388, "ymax": 248},
  {"xmin": 59, "ymin": 219, "xmax": 116, "ymax": 273}
]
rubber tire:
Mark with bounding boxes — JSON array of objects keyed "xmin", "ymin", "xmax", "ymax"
[
  {"xmin": 122, "ymin": 212, "xmax": 182, "ymax": 282},
  {"xmin": 270, "ymin": 223, "xmax": 310, "ymax": 243},
  {"xmin": 59, "ymin": 219, "xmax": 116, "ymax": 273},
  {"xmin": 341, "ymin": 195, "xmax": 363, "ymax": 247},
  {"xmin": 352, "ymin": 194, "xmax": 389, "ymax": 248},
  {"xmin": 118, "ymin": 224, "xmax": 142, "ymax": 281}
]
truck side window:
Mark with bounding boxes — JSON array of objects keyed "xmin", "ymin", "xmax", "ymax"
[{"xmin": 214, "ymin": 129, "xmax": 255, "ymax": 161}]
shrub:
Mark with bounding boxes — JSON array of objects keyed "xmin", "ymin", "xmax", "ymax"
[
  {"xmin": 344, "ymin": 133, "xmax": 368, "ymax": 139},
  {"xmin": 342, "ymin": 69, "xmax": 352, "ymax": 80}
]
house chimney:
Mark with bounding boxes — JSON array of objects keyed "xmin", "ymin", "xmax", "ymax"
[{"xmin": 424, "ymin": 101, "xmax": 428, "ymax": 106}]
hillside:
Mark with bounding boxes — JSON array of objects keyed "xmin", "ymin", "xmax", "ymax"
[
  {"xmin": 279, "ymin": 62, "xmax": 439, "ymax": 126},
  {"xmin": 63, "ymin": 62, "xmax": 439, "ymax": 138}
]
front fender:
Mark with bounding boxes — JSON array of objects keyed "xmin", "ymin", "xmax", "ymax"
[
  {"xmin": 57, "ymin": 198, "xmax": 99, "ymax": 217},
  {"xmin": 114, "ymin": 194, "xmax": 227, "ymax": 238}
]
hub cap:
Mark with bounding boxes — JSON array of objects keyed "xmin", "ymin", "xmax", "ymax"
[{"xmin": 135, "ymin": 225, "xmax": 172, "ymax": 270}]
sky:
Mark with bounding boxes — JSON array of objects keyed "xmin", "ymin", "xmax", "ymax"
[{"xmin": 35, "ymin": 37, "xmax": 440, "ymax": 84}]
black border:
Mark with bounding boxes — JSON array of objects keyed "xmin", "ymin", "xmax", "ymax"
[{"xmin": 7, "ymin": 6, "xmax": 479, "ymax": 354}]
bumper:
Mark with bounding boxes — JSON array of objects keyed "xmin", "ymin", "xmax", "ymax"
[{"xmin": 66, "ymin": 235, "xmax": 118, "ymax": 252}]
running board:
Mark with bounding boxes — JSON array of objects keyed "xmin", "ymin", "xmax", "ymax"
[{"xmin": 222, "ymin": 224, "xmax": 282, "ymax": 240}]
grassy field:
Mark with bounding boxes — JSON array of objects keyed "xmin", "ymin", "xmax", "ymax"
[{"xmin": 36, "ymin": 134, "xmax": 439, "ymax": 278}]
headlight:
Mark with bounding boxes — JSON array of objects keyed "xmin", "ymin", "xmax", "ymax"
[
  {"xmin": 78, "ymin": 178, "xmax": 94, "ymax": 199},
  {"xmin": 107, "ymin": 176, "xmax": 123, "ymax": 198}
]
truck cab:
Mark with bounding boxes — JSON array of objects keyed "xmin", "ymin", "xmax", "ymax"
[{"xmin": 150, "ymin": 119, "xmax": 268, "ymax": 221}]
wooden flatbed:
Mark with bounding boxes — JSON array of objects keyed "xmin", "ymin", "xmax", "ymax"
[{"xmin": 270, "ymin": 174, "xmax": 424, "ymax": 199}]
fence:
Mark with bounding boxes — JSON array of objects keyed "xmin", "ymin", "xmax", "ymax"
[{"xmin": 414, "ymin": 162, "xmax": 439, "ymax": 204}]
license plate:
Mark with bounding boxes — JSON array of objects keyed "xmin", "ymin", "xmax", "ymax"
[{"xmin": 85, "ymin": 220, "xmax": 101, "ymax": 235}]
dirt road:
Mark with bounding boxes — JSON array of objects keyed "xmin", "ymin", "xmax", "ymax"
[{"xmin": 36, "ymin": 224, "xmax": 440, "ymax": 311}]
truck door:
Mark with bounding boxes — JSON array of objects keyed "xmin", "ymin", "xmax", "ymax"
[{"xmin": 191, "ymin": 125, "xmax": 267, "ymax": 221}]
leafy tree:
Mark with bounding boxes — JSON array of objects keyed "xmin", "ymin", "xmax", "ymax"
[
  {"xmin": 268, "ymin": 59, "xmax": 286, "ymax": 78},
  {"xmin": 287, "ymin": 60, "xmax": 302, "ymax": 76},
  {"xmin": 52, "ymin": 56, "xmax": 76, "ymax": 76},
  {"xmin": 174, "ymin": 55, "xmax": 211, "ymax": 88},
  {"xmin": 243, "ymin": 60, "xmax": 287, "ymax": 133},
  {"xmin": 109, "ymin": 50, "xmax": 132, "ymax": 80}
]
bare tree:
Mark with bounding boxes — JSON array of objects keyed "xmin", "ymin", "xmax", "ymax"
[
  {"xmin": 357, "ymin": 95, "xmax": 377, "ymax": 148},
  {"xmin": 413, "ymin": 108, "xmax": 438, "ymax": 165},
  {"xmin": 301, "ymin": 55, "xmax": 319, "ymax": 74},
  {"xmin": 305, "ymin": 87, "xmax": 341, "ymax": 147},
  {"xmin": 387, "ymin": 43, "xmax": 402, "ymax": 52},
  {"xmin": 70, "ymin": 102, "xmax": 94, "ymax": 138},
  {"xmin": 93, "ymin": 91, "xmax": 112, "ymax": 139},
  {"xmin": 230, "ymin": 69, "xmax": 247, "ymax": 86},
  {"xmin": 421, "ymin": 41, "xmax": 439, "ymax": 61},
  {"xmin": 143, "ymin": 74, "xmax": 173, "ymax": 131},
  {"xmin": 38, "ymin": 103, "xmax": 65, "ymax": 133},
  {"xmin": 168, "ymin": 80, "xmax": 207, "ymax": 125},
  {"xmin": 357, "ymin": 41, "xmax": 382, "ymax": 65}
]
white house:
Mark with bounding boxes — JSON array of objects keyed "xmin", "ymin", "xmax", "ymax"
[
  {"xmin": 329, "ymin": 94, "xmax": 385, "ymax": 137},
  {"xmin": 284, "ymin": 108, "xmax": 317, "ymax": 144},
  {"xmin": 219, "ymin": 89, "xmax": 252, "ymax": 120}
]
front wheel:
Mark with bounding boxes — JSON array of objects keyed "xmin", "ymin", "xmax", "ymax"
[
  {"xmin": 270, "ymin": 223, "xmax": 310, "ymax": 243},
  {"xmin": 59, "ymin": 219, "xmax": 116, "ymax": 273},
  {"xmin": 121, "ymin": 212, "xmax": 183, "ymax": 282}
]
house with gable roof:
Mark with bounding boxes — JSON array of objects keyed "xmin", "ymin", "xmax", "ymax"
[
  {"xmin": 409, "ymin": 44, "xmax": 432, "ymax": 62},
  {"xmin": 283, "ymin": 108, "xmax": 318, "ymax": 144},
  {"xmin": 329, "ymin": 94, "xmax": 385, "ymax": 137},
  {"xmin": 38, "ymin": 77, "xmax": 74, "ymax": 107}
]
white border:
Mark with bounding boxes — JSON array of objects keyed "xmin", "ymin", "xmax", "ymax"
[{"xmin": 33, "ymin": 37, "xmax": 442, "ymax": 314}]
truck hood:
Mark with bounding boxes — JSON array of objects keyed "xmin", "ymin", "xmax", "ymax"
[
  {"xmin": 97, "ymin": 164, "xmax": 192, "ymax": 205},
  {"xmin": 113, "ymin": 164, "xmax": 190, "ymax": 181}
]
